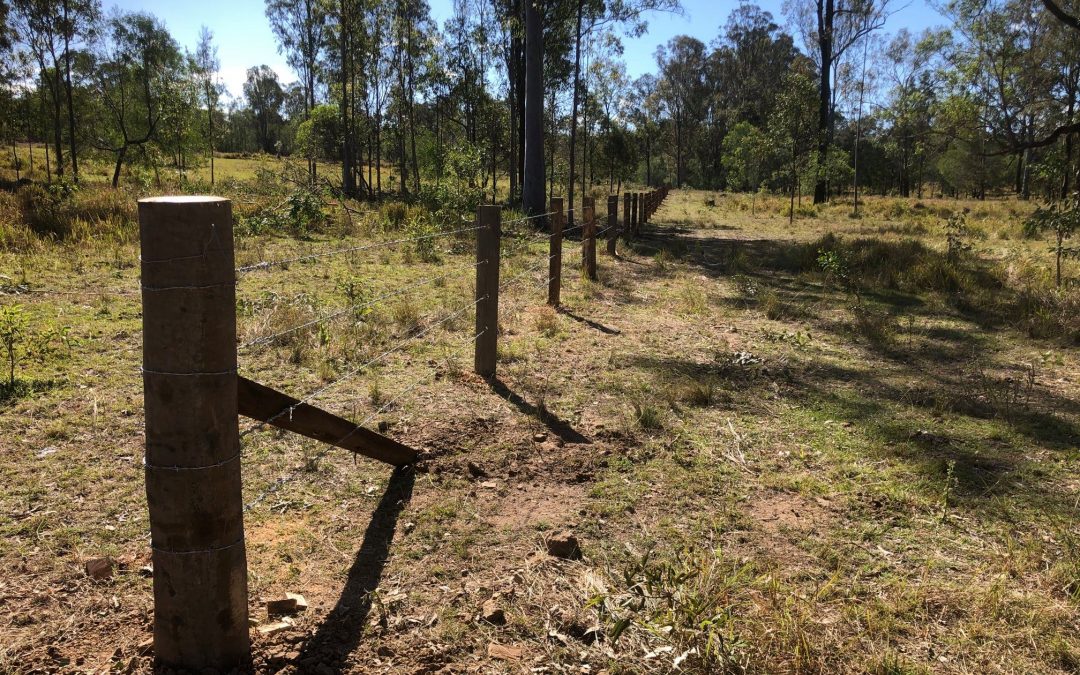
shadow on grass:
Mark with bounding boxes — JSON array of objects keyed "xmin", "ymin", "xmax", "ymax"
[
  {"xmin": 299, "ymin": 467, "xmax": 415, "ymax": 671},
  {"xmin": 0, "ymin": 378, "xmax": 62, "ymax": 406},
  {"xmin": 488, "ymin": 377, "xmax": 592, "ymax": 444},
  {"xmin": 557, "ymin": 306, "xmax": 620, "ymax": 335},
  {"xmin": 626, "ymin": 348, "xmax": 1079, "ymax": 518}
]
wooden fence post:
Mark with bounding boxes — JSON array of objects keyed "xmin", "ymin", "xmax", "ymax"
[
  {"xmin": 623, "ymin": 192, "xmax": 632, "ymax": 241},
  {"xmin": 641, "ymin": 192, "xmax": 649, "ymax": 226},
  {"xmin": 631, "ymin": 192, "xmax": 639, "ymax": 236},
  {"xmin": 582, "ymin": 202, "xmax": 597, "ymax": 281},
  {"xmin": 475, "ymin": 205, "xmax": 501, "ymax": 378},
  {"xmin": 139, "ymin": 196, "xmax": 250, "ymax": 670},
  {"xmin": 548, "ymin": 197, "xmax": 563, "ymax": 307},
  {"xmin": 606, "ymin": 195, "xmax": 618, "ymax": 256}
]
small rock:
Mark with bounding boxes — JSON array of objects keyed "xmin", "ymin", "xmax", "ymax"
[
  {"xmin": 467, "ymin": 461, "xmax": 487, "ymax": 478},
  {"xmin": 257, "ymin": 621, "xmax": 293, "ymax": 636},
  {"xmin": 545, "ymin": 531, "xmax": 581, "ymax": 559},
  {"xmin": 402, "ymin": 521, "xmax": 416, "ymax": 534},
  {"xmin": 487, "ymin": 643, "xmax": 523, "ymax": 661},
  {"xmin": 266, "ymin": 596, "xmax": 298, "ymax": 617},
  {"xmin": 481, "ymin": 596, "xmax": 505, "ymax": 625},
  {"xmin": 480, "ymin": 480, "xmax": 497, "ymax": 490},
  {"xmin": 36, "ymin": 446, "xmax": 58, "ymax": 459},
  {"xmin": 85, "ymin": 557, "xmax": 114, "ymax": 580},
  {"xmin": 138, "ymin": 564, "xmax": 153, "ymax": 578},
  {"xmin": 135, "ymin": 638, "xmax": 153, "ymax": 657},
  {"xmin": 286, "ymin": 592, "xmax": 308, "ymax": 612},
  {"xmin": 532, "ymin": 432, "xmax": 548, "ymax": 443}
]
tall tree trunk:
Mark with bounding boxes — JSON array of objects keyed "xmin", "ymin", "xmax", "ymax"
[
  {"xmin": 62, "ymin": 0, "xmax": 79, "ymax": 183},
  {"xmin": 508, "ymin": 3, "xmax": 520, "ymax": 206},
  {"xmin": 112, "ymin": 145, "xmax": 127, "ymax": 188},
  {"xmin": 813, "ymin": 0, "xmax": 833, "ymax": 205},
  {"xmin": 49, "ymin": 66, "xmax": 64, "ymax": 178},
  {"xmin": 407, "ymin": 16, "xmax": 420, "ymax": 194},
  {"xmin": 340, "ymin": 3, "xmax": 356, "ymax": 196},
  {"xmin": 522, "ymin": 0, "xmax": 545, "ymax": 220},
  {"xmin": 567, "ymin": 0, "xmax": 583, "ymax": 229},
  {"xmin": 208, "ymin": 89, "xmax": 215, "ymax": 186}
]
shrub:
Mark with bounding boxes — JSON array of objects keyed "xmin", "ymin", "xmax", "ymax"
[{"xmin": 850, "ymin": 304, "xmax": 895, "ymax": 345}]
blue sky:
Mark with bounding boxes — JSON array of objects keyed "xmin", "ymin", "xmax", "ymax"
[{"xmin": 108, "ymin": 0, "xmax": 949, "ymax": 99}]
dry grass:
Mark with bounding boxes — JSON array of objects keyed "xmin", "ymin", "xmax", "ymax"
[{"xmin": 0, "ymin": 187, "xmax": 1078, "ymax": 673}]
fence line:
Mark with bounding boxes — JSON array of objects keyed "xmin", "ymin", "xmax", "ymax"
[
  {"xmin": 136, "ymin": 186, "xmax": 670, "ymax": 670},
  {"xmin": 236, "ymin": 222, "xmax": 485, "ymax": 275}
]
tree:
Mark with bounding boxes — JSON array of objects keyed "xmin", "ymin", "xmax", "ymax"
[
  {"xmin": 767, "ymin": 60, "xmax": 818, "ymax": 224},
  {"xmin": 785, "ymin": 0, "xmax": 890, "ymax": 203},
  {"xmin": 244, "ymin": 65, "xmax": 285, "ymax": 154},
  {"xmin": 1025, "ymin": 198, "xmax": 1080, "ymax": 286},
  {"xmin": 656, "ymin": 36, "xmax": 707, "ymax": 187},
  {"xmin": 194, "ymin": 26, "xmax": 221, "ymax": 185},
  {"xmin": 13, "ymin": 0, "xmax": 69, "ymax": 179},
  {"xmin": 722, "ymin": 121, "xmax": 768, "ymax": 211},
  {"xmin": 89, "ymin": 11, "xmax": 185, "ymax": 187},
  {"xmin": 266, "ymin": 0, "xmax": 326, "ymax": 182},
  {"xmin": 59, "ymin": 0, "xmax": 99, "ymax": 183},
  {"xmin": 522, "ymin": 0, "xmax": 546, "ymax": 218}
]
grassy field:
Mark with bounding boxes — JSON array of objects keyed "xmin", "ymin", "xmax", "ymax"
[
  {"xmin": 2, "ymin": 145, "xmax": 403, "ymax": 191},
  {"xmin": 0, "ymin": 184, "xmax": 1078, "ymax": 673}
]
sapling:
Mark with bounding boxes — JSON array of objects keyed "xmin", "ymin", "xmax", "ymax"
[{"xmin": 1025, "ymin": 198, "xmax": 1080, "ymax": 287}]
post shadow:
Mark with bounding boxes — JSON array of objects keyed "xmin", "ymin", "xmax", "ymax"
[
  {"xmin": 488, "ymin": 377, "xmax": 592, "ymax": 444},
  {"xmin": 298, "ymin": 466, "xmax": 415, "ymax": 671},
  {"xmin": 556, "ymin": 306, "xmax": 620, "ymax": 335}
]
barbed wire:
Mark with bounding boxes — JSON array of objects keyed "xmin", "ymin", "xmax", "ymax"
[
  {"xmin": 1, "ymin": 284, "xmax": 137, "ymax": 298},
  {"xmin": 239, "ymin": 293, "xmax": 486, "ymax": 441},
  {"xmin": 235, "ymin": 222, "xmax": 485, "ymax": 276},
  {"xmin": 241, "ymin": 327, "xmax": 484, "ymax": 512},
  {"xmin": 239, "ymin": 257, "xmax": 486, "ymax": 351}
]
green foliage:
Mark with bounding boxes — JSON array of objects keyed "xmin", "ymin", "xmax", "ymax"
[
  {"xmin": 294, "ymin": 105, "xmax": 342, "ymax": 162},
  {"xmin": 1025, "ymin": 200, "xmax": 1080, "ymax": 287},
  {"xmin": 817, "ymin": 247, "xmax": 858, "ymax": 300},
  {"xmin": 405, "ymin": 213, "xmax": 441, "ymax": 263},
  {"xmin": 588, "ymin": 544, "xmax": 750, "ymax": 671},
  {"xmin": 418, "ymin": 142, "xmax": 485, "ymax": 227},
  {"xmin": 944, "ymin": 211, "xmax": 973, "ymax": 262},
  {"xmin": 241, "ymin": 184, "xmax": 326, "ymax": 237},
  {"xmin": 722, "ymin": 122, "xmax": 768, "ymax": 193},
  {"xmin": 0, "ymin": 304, "xmax": 74, "ymax": 391}
]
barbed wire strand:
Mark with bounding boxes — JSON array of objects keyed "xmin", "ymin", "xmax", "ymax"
[
  {"xmin": 239, "ymin": 257, "xmax": 486, "ymax": 351},
  {"xmin": 235, "ymin": 222, "xmax": 486, "ymax": 275},
  {"xmin": 239, "ymin": 294, "xmax": 486, "ymax": 440},
  {"xmin": 242, "ymin": 328, "xmax": 484, "ymax": 512},
  {"xmin": 1, "ymin": 285, "xmax": 138, "ymax": 298}
]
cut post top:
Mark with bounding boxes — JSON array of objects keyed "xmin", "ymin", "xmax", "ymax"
[{"xmin": 138, "ymin": 195, "xmax": 230, "ymax": 204}]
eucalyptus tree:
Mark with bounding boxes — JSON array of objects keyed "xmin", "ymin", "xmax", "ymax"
[
  {"xmin": 13, "ymin": 0, "xmax": 69, "ymax": 178},
  {"xmin": 630, "ymin": 73, "xmax": 662, "ymax": 186},
  {"xmin": 89, "ymin": 11, "xmax": 185, "ymax": 187},
  {"xmin": 655, "ymin": 35, "xmax": 707, "ymax": 187},
  {"xmin": 879, "ymin": 29, "xmax": 948, "ymax": 197},
  {"xmin": 194, "ymin": 26, "xmax": 221, "ymax": 185},
  {"xmin": 767, "ymin": 59, "xmax": 818, "ymax": 224},
  {"xmin": 522, "ymin": 0, "xmax": 546, "ymax": 218},
  {"xmin": 785, "ymin": 0, "xmax": 891, "ymax": 203},
  {"xmin": 244, "ymin": 65, "xmax": 286, "ymax": 154},
  {"xmin": 266, "ymin": 0, "xmax": 326, "ymax": 182}
]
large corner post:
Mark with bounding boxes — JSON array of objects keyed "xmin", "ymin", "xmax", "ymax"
[{"xmin": 139, "ymin": 196, "xmax": 250, "ymax": 670}]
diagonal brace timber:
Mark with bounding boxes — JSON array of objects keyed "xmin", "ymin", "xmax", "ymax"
[{"xmin": 237, "ymin": 376, "xmax": 418, "ymax": 467}]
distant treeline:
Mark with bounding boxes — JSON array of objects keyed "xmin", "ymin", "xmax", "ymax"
[{"xmin": 1, "ymin": 0, "xmax": 1078, "ymax": 204}]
